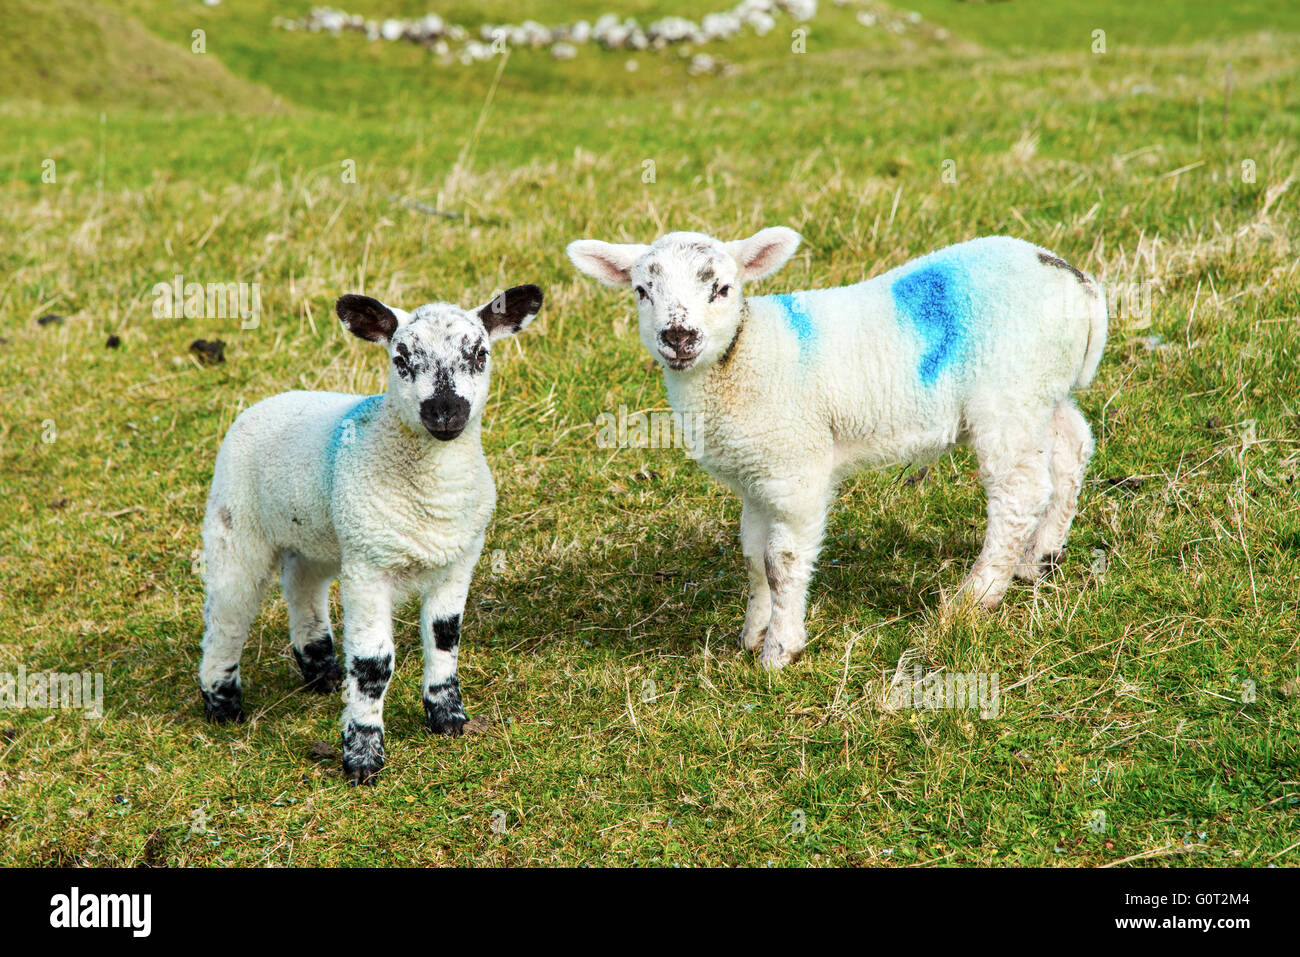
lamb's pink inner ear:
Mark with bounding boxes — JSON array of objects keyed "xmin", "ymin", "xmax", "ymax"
[
  {"xmin": 733, "ymin": 228, "xmax": 802, "ymax": 282},
  {"xmin": 567, "ymin": 241, "xmax": 645, "ymax": 286}
]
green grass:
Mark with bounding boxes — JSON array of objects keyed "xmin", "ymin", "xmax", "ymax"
[
  {"xmin": 0, "ymin": 0, "xmax": 1297, "ymax": 866},
  {"xmin": 0, "ymin": 0, "xmax": 280, "ymax": 111}
]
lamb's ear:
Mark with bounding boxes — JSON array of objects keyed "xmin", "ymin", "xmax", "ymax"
[
  {"xmin": 726, "ymin": 227, "xmax": 802, "ymax": 282},
  {"xmin": 566, "ymin": 240, "xmax": 649, "ymax": 286},
  {"xmin": 477, "ymin": 284, "xmax": 544, "ymax": 342},
  {"xmin": 337, "ymin": 294, "xmax": 402, "ymax": 344}
]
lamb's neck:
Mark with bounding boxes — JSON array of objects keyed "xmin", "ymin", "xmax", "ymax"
[
  {"xmin": 370, "ymin": 398, "xmax": 484, "ymax": 470},
  {"xmin": 662, "ymin": 301, "xmax": 757, "ymax": 415}
]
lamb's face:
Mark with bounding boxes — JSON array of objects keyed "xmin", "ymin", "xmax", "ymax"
[
  {"xmin": 629, "ymin": 234, "xmax": 742, "ymax": 372},
  {"xmin": 567, "ymin": 227, "xmax": 802, "ymax": 374},
  {"xmin": 336, "ymin": 286, "xmax": 544, "ymax": 441},
  {"xmin": 387, "ymin": 306, "xmax": 492, "ymax": 440}
]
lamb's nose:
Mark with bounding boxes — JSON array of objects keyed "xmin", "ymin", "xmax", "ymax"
[
  {"xmin": 419, "ymin": 395, "xmax": 470, "ymax": 439},
  {"xmin": 660, "ymin": 327, "xmax": 698, "ymax": 356}
]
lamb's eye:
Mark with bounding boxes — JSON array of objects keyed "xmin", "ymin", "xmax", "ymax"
[
  {"xmin": 473, "ymin": 348, "xmax": 489, "ymax": 371},
  {"xmin": 635, "ymin": 285, "xmax": 649, "ymax": 301},
  {"xmin": 715, "ymin": 284, "xmax": 732, "ymax": 300}
]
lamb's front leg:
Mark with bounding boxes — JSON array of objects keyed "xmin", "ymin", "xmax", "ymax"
[
  {"xmin": 421, "ymin": 535, "xmax": 483, "ymax": 737},
  {"xmin": 759, "ymin": 490, "xmax": 831, "ymax": 671},
  {"xmin": 738, "ymin": 499, "xmax": 772, "ymax": 652},
  {"xmin": 338, "ymin": 571, "xmax": 395, "ymax": 785}
]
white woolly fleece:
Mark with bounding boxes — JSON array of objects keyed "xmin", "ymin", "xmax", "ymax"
[
  {"xmin": 569, "ymin": 231, "xmax": 1107, "ymax": 669},
  {"xmin": 197, "ymin": 285, "xmax": 541, "ymax": 783}
]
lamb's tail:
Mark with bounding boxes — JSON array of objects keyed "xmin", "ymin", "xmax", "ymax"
[
  {"xmin": 1074, "ymin": 272, "xmax": 1108, "ymax": 389},
  {"xmin": 1036, "ymin": 248, "xmax": 1108, "ymax": 389}
]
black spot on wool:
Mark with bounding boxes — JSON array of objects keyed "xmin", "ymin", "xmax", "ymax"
[
  {"xmin": 295, "ymin": 634, "xmax": 343, "ymax": 693},
  {"xmin": 431, "ymin": 614, "xmax": 461, "ymax": 651},
  {"xmin": 349, "ymin": 654, "xmax": 392, "ymax": 700},
  {"xmin": 1037, "ymin": 251, "xmax": 1093, "ymax": 292}
]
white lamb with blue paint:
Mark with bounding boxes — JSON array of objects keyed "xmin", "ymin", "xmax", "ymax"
[
  {"xmin": 568, "ymin": 229, "xmax": 1106, "ymax": 670},
  {"xmin": 197, "ymin": 284, "xmax": 543, "ymax": 783}
]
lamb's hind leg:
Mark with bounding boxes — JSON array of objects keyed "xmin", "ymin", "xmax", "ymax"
[
  {"xmin": 282, "ymin": 551, "xmax": 344, "ymax": 693},
  {"xmin": 1017, "ymin": 399, "xmax": 1095, "ymax": 579},
  {"xmin": 954, "ymin": 416, "xmax": 1054, "ymax": 611},
  {"xmin": 738, "ymin": 499, "xmax": 771, "ymax": 652},
  {"xmin": 198, "ymin": 507, "xmax": 275, "ymax": 723}
]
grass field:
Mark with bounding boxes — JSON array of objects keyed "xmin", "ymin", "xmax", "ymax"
[{"xmin": 0, "ymin": 0, "xmax": 1297, "ymax": 867}]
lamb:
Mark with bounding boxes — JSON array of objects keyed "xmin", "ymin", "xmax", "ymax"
[
  {"xmin": 197, "ymin": 284, "xmax": 543, "ymax": 783},
  {"xmin": 567, "ymin": 229, "xmax": 1106, "ymax": 670}
]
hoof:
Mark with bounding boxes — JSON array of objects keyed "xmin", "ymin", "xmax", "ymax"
[
  {"xmin": 1041, "ymin": 549, "xmax": 1066, "ymax": 574},
  {"xmin": 1015, "ymin": 549, "xmax": 1066, "ymax": 581},
  {"xmin": 944, "ymin": 575, "xmax": 1006, "ymax": 621},
  {"xmin": 739, "ymin": 625, "xmax": 768, "ymax": 652},
  {"xmin": 301, "ymin": 659, "xmax": 343, "ymax": 694},
  {"xmin": 759, "ymin": 634, "xmax": 805, "ymax": 671},
  {"xmin": 201, "ymin": 681, "xmax": 244, "ymax": 724},
  {"xmin": 424, "ymin": 679, "xmax": 467, "ymax": 736},
  {"xmin": 294, "ymin": 636, "xmax": 344, "ymax": 694},
  {"xmin": 342, "ymin": 753, "xmax": 384, "ymax": 786},
  {"xmin": 341, "ymin": 723, "xmax": 384, "ymax": 785}
]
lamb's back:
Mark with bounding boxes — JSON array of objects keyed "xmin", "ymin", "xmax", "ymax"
[{"xmin": 213, "ymin": 391, "xmax": 367, "ymax": 558}]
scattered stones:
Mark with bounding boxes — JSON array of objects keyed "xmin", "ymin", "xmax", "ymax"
[
  {"xmin": 37, "ymin": 313, "xmax": 63, "ymax": 326},
  {"xmin": 190, "ymin": 338, "xmax": 226, "ymax": 366},
  {"xmin": 275, "ymin": 1, "xmax": 831, "ymax": 64},
  {"xmin": 687, "ymin": 53, "xmax": 737, "ymax": 76},
  {"xmin": 833, "ymin": 0, "xmax": 926, "ymax": 35},
  {"xmin": 106, "ymin": 334, "xmax": 122, "ymax": 349}
]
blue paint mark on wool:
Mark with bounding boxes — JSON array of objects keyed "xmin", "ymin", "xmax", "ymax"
[
  {"xmin": 327, "ymin": 394, "xmax": 384, "ymax": 470},
  {"xmin": 772, "ymin": 293, "xmax": 815, "ymax": 356},
  {"xmin": 891, "ymin": 261, "xmax": 971, "ymax": 386}
]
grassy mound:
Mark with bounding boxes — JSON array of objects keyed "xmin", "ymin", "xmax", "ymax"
[{"xmin": 0, "ymin": 0, "xmax": 281, "ymax": 111}]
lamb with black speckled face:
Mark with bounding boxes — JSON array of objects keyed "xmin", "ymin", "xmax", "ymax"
[{"xmin": 197, "ymin": 284, "xmax": 543, "ymax": 784}]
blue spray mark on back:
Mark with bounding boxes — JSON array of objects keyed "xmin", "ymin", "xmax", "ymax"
[
  {"xmin": 771, "ymin": 292, "xmax": 816, "ymax": 357},
  {"xmin": 326, "ymin": 395, "xmax": 384, "ymax": 479},
  {"xmin": 891, "ymin": 261, "xmax": 971, "ymax": 385}
]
